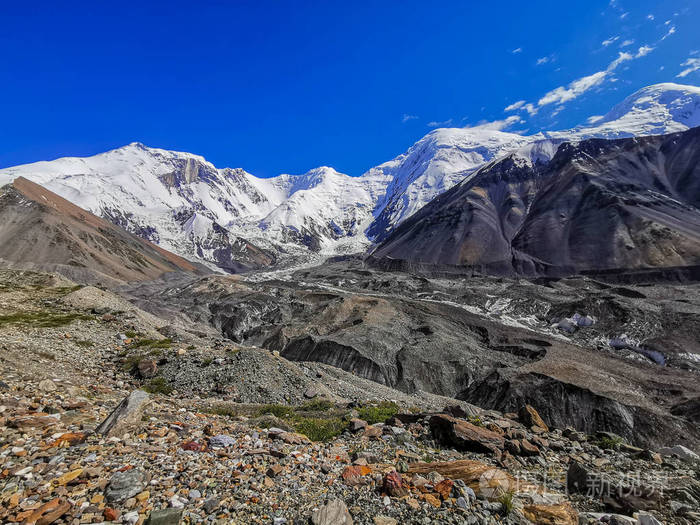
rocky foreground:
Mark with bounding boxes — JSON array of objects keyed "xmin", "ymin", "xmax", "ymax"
[{"xmin": 1, "ymin": 269, "xmax": 699, "ymax": 525}]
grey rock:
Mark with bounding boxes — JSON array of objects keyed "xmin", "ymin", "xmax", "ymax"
[
  {"xmin": 38, "ymin": 379, "xmax": 57, "ymax": 392},
  {"xmin": 145, "ymin": 508, "xmax": 183, "ymax": 525},
  {"xmin": 202, "ymin": 497, "xmax": 219, "ymax": 513},
  {"xmin": 208, "ymin": 434, "xmax": 236, "ymax": 448},
  {"xmin": 105, "ymin": 468, "xmax": 147, "ymax": 503},
  {"xmin": 303, "ymin": 387, "xmax": 318, "ymax": 399},
  {"xmin": 311, "ymin": 499, "xmax": 353, "ymax": 525},
  {"xmin": 95, "ymin": 390, "xmax": 150, "ymax": 437},
  {"xmin": 658, "ymin": 444, "xmax": 699, "ymax": 462},
  {"xmin": 637, "ymin": 513, "xmax": 663, "ymax": 525}
]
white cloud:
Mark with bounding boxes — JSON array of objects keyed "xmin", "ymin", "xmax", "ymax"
[
  {"xmin": 401, "ymin": 114, "xmax": 419, "ymax": 123},
  {"xmin": 504, "ymin": 100, "xmax": 526, "ymax": 112},
  {"xmin": 620, "ymin": 39, "xmax": 634, "ymax": 48},
  {"xmin": 512, "ymin": 47, "xmax": 522, "ymax": 54},
  {"xmin": 536, "ymin": 56, "xmax": 550, "ymax": 65},
  {"xmin": 523, "ymin": 103, "xmax": 538, "ymax": 116},
  {"xmin": 538, "ymin": 71, "xmax": 609, "ymax": 107},
  {"xmin": 534, "ymin": 47, "xmax": 653, "ymax": 110},
  {"xmin": 467, "ymin": 115, "xmax": 523, "ymax": 131},
  {"xmin": 661, "ymin": 26, "xmax": 676, "ymax": 40},
  {"xmin": 620, "ymin": 12, "xmax": 628, "ymax": 19},
  {"xmin": 602, "ymin": 36, "xmax": 620, "ymax": 47},
  {"xmin": 677, "ymin": 57, "xmax": 700, "ymax": 78},
  {"xmin": 586, "ymin": 115, "xmax": 605, "ymax": 124},
  {"xmin": 647, "ymin": 14, "xmax": 654, "ymax": 21},
  {"xmin": 427, "ymin": 119, "xmax": 454, "ymax": 128},
  {"xmin": 636, "ymin": 45, "xmax": 654, "ymax": 57}
]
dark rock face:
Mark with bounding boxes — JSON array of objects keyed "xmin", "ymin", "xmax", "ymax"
[
  {"xmin": 373, "ymin": 128, "xmax": 700, "ymax": 276},
  {"xmin": 463, "ymin": 370, "xmax": 700, "ymax": 449}
]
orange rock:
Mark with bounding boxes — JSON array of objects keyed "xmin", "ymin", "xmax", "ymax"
[
  {"xmin": 21, "ymin": 497, "xmax": 71, "ymax": 525},
  {"xmin": 522, "ymin": 502, "xmax": 578, "ymax": 525},
  {"xmin": 54, "ymin": 468, "xmax": 83, "ymax": 486},
  {"xmin": 341, "ymin": 465, "xmax": 372, "ymax": 486},
  {"xmin": 9, "ymin": 492, "xmax": 21, "ymax": 507},
  {"xmin": 434, "ymin": 479, "xmax": 454, "ymax": 500},
  {"xmin": 424, "ymin": 493, "xmax": 441, "ymax": 508},
  {"xmin": 50, "ymin": 433, "xmax": 87, "ymax": 448},
  {"xmin": 519, "ymin": 405, "xmax": 549, "ymax": 432},
  {"xmin": 103, "ymin": 507, "xmax": 119, "ymax": 521}
]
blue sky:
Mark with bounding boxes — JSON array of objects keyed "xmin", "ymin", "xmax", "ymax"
[{"xmin": 2, "ymin": 0, "xmax": 699, "ymax": 177}]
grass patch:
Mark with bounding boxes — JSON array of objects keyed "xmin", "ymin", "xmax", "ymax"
[
  {"xmin": 50, "ymin": 285, "xmax": 83, "ymax": 296},
  {"xmin": 120, "ymin": 353, "xmax": 145, "ymax": 372},
  {"xmin": 293, "ymin": 416, "xmax": 347, "ymax": 442},
  {"xmin": 468, "ymin": 415, "xmax": 484, "ymax": 427},
  {"xmin": 74, "ymin": 339, "xmax": 94, "ymax": 348},
  {"xmin": 357, "ymin": 401, "xmax": 399, "ymax": 424},
  {"xmin": 207, "ymin": 400, "xmax": 351, "ymax": 442},
  {"xmin": 498, "ymin": 491, "xmax": 514, "ymax": 514},
  {"xmin": 597, "ymin": 435, "xmax": 625, "ymax": 450},
  {"xmin": 143, "ymin": 377, "xmax": 174, "ymax": 395},
  {"xmin": 124, "ymin": 330, "xmax": 140, "ymax": 338},
  {"xmin": 131, "ymin": 338, "xmax": 172, "ymax": 349},
  {"xmin": 0, "ymin": 311, "xmax": 92, "ymax": 328},
  {"xmin": 256, "ymin": 404, "xmax": 296, "ymax": 419},
  {"xmin": 206, "ymin": 403, "xmax": 240, "ymax": 418}
]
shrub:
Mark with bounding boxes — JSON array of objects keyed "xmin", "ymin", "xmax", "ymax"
[
  {"xmin": 293, "ymin": 417, "xmax": 347, "ymax": 442},
  {"xmin": 357, "ymin": 401, "xmax": 399, "ymax": 424},
  {"xmin": 598, "ymin": 435, "xmax": 625, "ymax": 450},
  {"xmin": 256, "ymin": 404, "xmax": 295, "ymax": 419},
  {"xmin": 143, "ymin": 377, "xmax": 173, "ymax": 395}
]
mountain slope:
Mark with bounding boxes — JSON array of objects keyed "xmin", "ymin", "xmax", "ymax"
[
  {"xmin": 372, "ymin": 127, "xmax": 700, "ymax": 275},
  {"xmin": 366, "ymin": 83, "xmax": 700, "ymax": 242},
  {"xmin": 0, "ymin": 177, "xmax": 205, "ymax": 284}
]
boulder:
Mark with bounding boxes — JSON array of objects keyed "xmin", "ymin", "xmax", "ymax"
[
  {"xmin": 95, "ymin": 390, "xmax": 150, "ymax": 437},
  {"xmin": 519, "ymin": 405, "xmax": 549, "ymax": 432},
  {"xmin": 429, "ymin": 414, "xmax": 504, "ymax": 456},
  {"xmin": 522, "ymin": 502, "xmax": 578, "ymax": 525},
  {"xmin": 658, "ymin": 445, "xmax": 699, "ymax": 462},
  {"xmin": 137, "ymin": 359, "xmax": 158, "ymax": 378},
  {"xmin": 105, "ymin": 469, "xmax": 147, "ymax": 503},
  {"xmin": 382, "ymin": 471, "xmax": 408, "ymax": 497},
  {"xmin": 38, "ymin": 379, "xmax": 58, "ymax": 392},
  {"xmin": 311, "ymin": 499, "xmax": 353, "ymax": 525}
]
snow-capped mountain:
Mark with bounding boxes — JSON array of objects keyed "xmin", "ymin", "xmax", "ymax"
[
  {"xmin": 365, "ymin": 127, "xmax": 533, "ymax": 241},
  {"xmin": 0, "ymin": 143, "xmax": 389, "ymax": 271},
  {"xmin": 1, "ymin": 82, "xmax": 699, "ymax": 272},
  {"xmin": 366, "ymin": 82, "xmax": 700, "ymax": 241}
]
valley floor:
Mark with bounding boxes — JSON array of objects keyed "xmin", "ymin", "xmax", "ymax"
[{"xmin": 0, "ymin": 269, "xmax": 699, "ymax": 525}]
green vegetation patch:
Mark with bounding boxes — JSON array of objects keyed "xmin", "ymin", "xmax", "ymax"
[
  {"xmin": 0, "ymin": 311, "xmax": 93, "ymax": 328},
  {"xmin": 597, "ymin": 435, "xmax": 625, "ymax": 450},
  {"xmin": 143, "ymin": 377, "xmax": 174, "ymax": 395},
  {"xmin": 357, "ymin": 401, "xmax": 399, "ymax": 424},
  {"xmin": 207, "ymin": 399, "xmax": 354, "ymax": 442}
]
